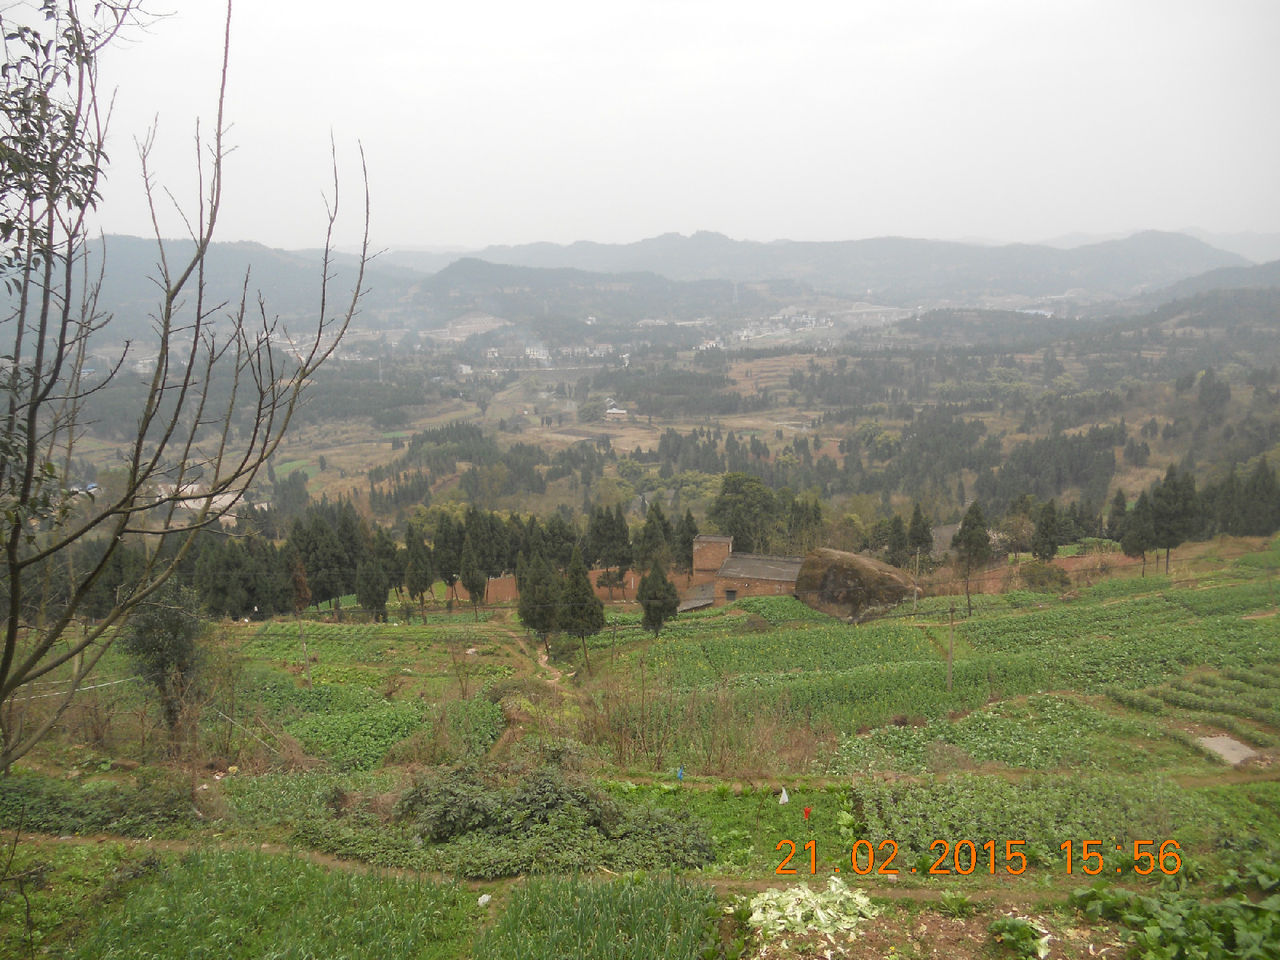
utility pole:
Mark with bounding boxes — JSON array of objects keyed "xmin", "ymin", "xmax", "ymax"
[
  {"xmin": 914, "ymin": 548, "xmax": 920, "ymax": 614},
  {"xmin": 947, "ymin": 601, "xmax": 955, "ymax": 692}
]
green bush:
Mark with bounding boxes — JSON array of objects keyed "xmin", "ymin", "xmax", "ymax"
[
  {"xmin": 0, "ymin": 769, "xmax": 193, "ymax": 836},
  {"xmin": 396, "ymin": 765, "xmax": 503, "ymax": 841},
  {"xmin": 389, "ymin": 764, "xmax": 714, "ymax": 879},
  {"xmin": 1018, "ymin": 560, "xmax": 1071, "ymax": 593}
]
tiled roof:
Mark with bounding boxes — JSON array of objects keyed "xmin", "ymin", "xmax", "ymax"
[
  {"xmin": 717, "ymin": 553, "xmax": 804, "ymax": 582},
  {"xmin": 678, "ymin": 582, "xmax": 716, "ymax": 612}
]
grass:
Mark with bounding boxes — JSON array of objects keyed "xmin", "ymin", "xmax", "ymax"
[
  {"xmin": 0, "ymin": 841, "xmax": 161, "ymax": 957},
  {"xmin": 67, "ymin": 849, "xmax": 478, "ymax": 959},
  {"xmin": 6, "ymin": 535, "xmax": 1280, "ymax": 957},
  {"xmin": 471, "ymin": 875, "xmax": 726, "ymax": 960}
]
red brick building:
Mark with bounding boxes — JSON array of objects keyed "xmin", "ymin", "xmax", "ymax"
[{"xmin": 681, "ymin": 534, "xmax": 804, "ymax": 609}]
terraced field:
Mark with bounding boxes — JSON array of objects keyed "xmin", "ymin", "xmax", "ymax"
[{"xmin": 3, "ymin": 538, "xmax": 1279, "ymax": 958}]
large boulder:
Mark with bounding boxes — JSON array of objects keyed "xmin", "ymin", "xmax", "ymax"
[{"xmin": 795, "ymin": 549, "xmax": 916, "ymax": 622}]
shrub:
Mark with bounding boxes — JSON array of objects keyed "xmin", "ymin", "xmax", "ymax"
[
  {"xmin": 0, "ymin": 769, "xmax": 192, "ymax": 836},
  {"xmin": 1017, "ymin": 560, "xmax": 1071, "ymax": 593}
]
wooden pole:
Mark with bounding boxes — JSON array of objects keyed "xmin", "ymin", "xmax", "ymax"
[
  {"xmin": 913, "ymin": 549, "xmax": 920, "ymax": 614},
  {"xmin": 947, "ymin": 601, "xmax": 955, "ymax": 692}
]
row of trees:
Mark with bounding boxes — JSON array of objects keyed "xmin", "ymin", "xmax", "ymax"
[
  {"xmin": 947, "ymin": 457, "xmax": 1280, "ymax": 616},
  {"xmin": 1115, "ymin": 460, "xmax": 1280, "ymax": 574},
  {"xmin": 517, "ymin": 544, "xmax": 680, "ymax": 664}
]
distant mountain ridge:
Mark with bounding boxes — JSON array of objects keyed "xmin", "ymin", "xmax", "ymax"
[
  {"xmin": 66, "ymin": 230, "xmax": 1259, "ymax": 341},
  {"xmin": 437, "ymin": 229, "xmax": 1249, "ymax": 305}
]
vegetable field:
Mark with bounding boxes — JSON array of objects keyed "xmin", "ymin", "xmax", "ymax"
[{"xmin": 3, "ymin": 538, "xmax": 1279, "ymax": 958}]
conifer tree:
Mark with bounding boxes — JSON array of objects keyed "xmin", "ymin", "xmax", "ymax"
[
  {"xmin": 559, "ymin": 547, "xmax": 604, "ymax": 668},
  {"xmin": 433, "ymin": 513, "xmax": 465, "ymax": 600},
  {"xmin": 1031, "ymin": 500, "xmax": 1058, "ymax": 561},
  {"xmin": 1107, "ymin": 489, "xmax": 1128, "ymax": 541},
  {"xmin": 907, "ymin": 503, "xmax": 933, "ymax": 559},
  {"xmin": 1122, "ymin": 491, "xmax": 1156, "ymax": 576},
  {"xmin": 674, "ymin": 509, "xmax": 699, "ymax": 575},
  {"xmin": 459, "ymin": 535, "xmax": 487, "ymax": 620},
  {"xmin": 355, "ymin": 560, "xmax": 390, "ymax": 622},
  {"xmin": 404, "ymin": 521, "xmax": 435, "ymax": 614},
  {"xmin": 635, "ymin": 502, "xmax": 673, "ymax": 573},
  {"xmin": 518, "ymin": 552, "xmax": 561, "ymax": 651},
  {"xmin": 1152, "ymin": 465, "xmax": 1196, "ymax": 573},
  {"xmin": 886, "ymin": 515, "xmax": 909, "ymax": 568},
  {"xmin": 638, "ymin": 561, "xmax": 680, "ymax": 638},
  {"xmin": 951, "ymin": 501, "xmax": 991, "ymax": 617}
]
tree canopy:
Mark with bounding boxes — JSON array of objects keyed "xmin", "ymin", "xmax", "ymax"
[
  {"xmin": 708, "ymin": 473, "xmax": 779, "ymax": 554},
  {"xmin": 638, "ymin": 561, "xmax": 679, "ymax": 637}
]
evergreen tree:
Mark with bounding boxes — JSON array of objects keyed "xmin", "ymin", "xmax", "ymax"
[
  {"xmin": 674, "ymin": 509, "xmax": 699, "ymax": 575},
  {"xmin": 886, "ymin": 514, "xmax": 909, "ymax": 567},
  {"xmin": 907, "ymin": 503, "xmax": 933, "ymax": 559},
  {"xmin": 595, "ymin": 504, "xmax": 633, "ymax": 599},
  {"xmin": 544, "ymin": 512, "xmax": 578, "ymax": 569},
  {"xmin": 1106, "ymin": 489, "xmax": 1128, "ymax": 541},
  {"xmin": 289, "ymin": 510, "xmax": 349, "ymax": 613},
  {"xmin": 708, "ymin": 473, "xmax": 779, "ymax": 553},
  {"xmin": 1122, "ymin": 491, "xmax": 1156, "ymax": 576},
  {"xmin": 559, "ymin": 547, "xmax": 604, "ymax": 668},
  {"xmin": 355, "ymin": 560, "xmax": 391, "ymax": 622},
  {"xmin": 638, "ymin": 561, "xmax": 680, "ymax": 637},
  {"xmin": 119, "ymin": 583, "xmax": 206, "ymax": 748},
  {"xmin": 611, "ymin": 503, "xmax": 633, "ymax": 572},
  {"xmin": 584, "ymin": 506, "xmax": 610, "ymax": 569},
  {"xmin": 404, "ymin": 520, "xmax": 435, "ymax": 613},
  {"xmin": 1031, "ymin": 500, "xmax": 1058, "ymax": 561},
  {"xmin": 288, "ymin": 549, "xmax": 311, "ymax": 615},
  {"xmin": 634, "ymin": 501, "xmax": 673, "ymax": 573},
  {"xmin": 459, "ymin": 535, "xmax": 487, "ymax": 620},
  {"xmin": 1152, "ymin": 465, "xmax": 1196, "ymax": 572},
  {"xmin": 1212, "ymin": 466, "xmax": 1245, "ymax": 537},
  {"xmin": 514, "ymin": 550, "xmax": 529, "ymax": 593},
  {"xmin": 433, "ymin": 513, "xmax": 465, "ymax": 600},
  {"xmin": 371, "ymin": 527, "xmax": 401, "ymax": 599},
  {"xmin": 951, "ymin": 501, "xmax": 991, "ymax": 617},
  {"xmin": 1242, "ymin": 459, "xmax": 1279, "ymax": 535},
  {"xmin": 518, "ymin": 552, "xmax": 560, "ymax": 650}
]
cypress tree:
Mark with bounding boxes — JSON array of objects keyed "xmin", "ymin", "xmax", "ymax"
[
  {"xmin": 1107, "ymin": 488, "xmax": 1128, "ymax": 541},
  {"xmin": 518, "ymin": 552, "xmax": 561, "ymax": 651},
  {"xmin": 635, "ymin": 501, "xmax": 672, "ymax": 573},
  {"xmin": 638, "ymin": 561, "xmax": 680, "ymax": 638},
  {"xmin": 951, "ymin": 501, "xmax": 991, "ymax": 617},
  {"xmin": 1031, "ymin": 500, "xmax": 1058, "ymax": 561},
  {"xmin": 1122, "ymin": 491, "xmax": 1156, "ymax": 576},
  {"xmin": 1152, "ymin": 465, "xmax": 1196, "ymax": 573},
  {"xmin": 404, "ymin": 520, "xmax": 435, "ymax": 614},
  {"xmin": 907, "ymin": 503, "xmax": 933, "ymax": 558},
  {"xmin": 355, "ymin": 560, "xmax": 390, "ymax": 622},
  {"xmin": 459, "ymin": 535, "xmax": 487, "ymax": 620},
  {"xmin": 886, "ymin": 514, "xmax": 909, "ymax": 568},
  {"xmin": 559, "ymin": 546, "xmax": 604, "ymax": 668},
  {"xmin": 674, "ymin": 509, "xmax": 699, "ymax": 575}
]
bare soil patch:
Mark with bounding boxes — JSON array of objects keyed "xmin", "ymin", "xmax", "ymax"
[{"xmin": 1198, "ymin": 735, "xmax": 1259, "ymax": 766}]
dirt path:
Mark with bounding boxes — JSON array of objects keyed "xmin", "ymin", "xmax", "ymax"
[
  {"xmin": 537, "ymin": 649, "xmax": 563, "ymax": 685},
  {"xmin": 508, "ymin": 629, "xmax": 565, "ymax": 687}
]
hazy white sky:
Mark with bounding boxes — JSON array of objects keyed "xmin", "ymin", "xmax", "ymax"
[{"xmin": 92, "ymin": 0, "xmax": 1280, "ymax": 251}]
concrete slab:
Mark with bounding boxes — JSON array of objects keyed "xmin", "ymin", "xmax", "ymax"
[{"xmin": 1198, "ymin": 735, "xmax": 1259, "ymax": 766}]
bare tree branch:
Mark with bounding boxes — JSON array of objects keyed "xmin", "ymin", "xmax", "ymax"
[{"xmin": 0, "ymin": 0, "xmax": 369, "ymax": 772}]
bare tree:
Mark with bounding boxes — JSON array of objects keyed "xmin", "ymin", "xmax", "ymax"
[{"xmin": 0, "ymin": 0, "xmax": 369, "ymax": 773}]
